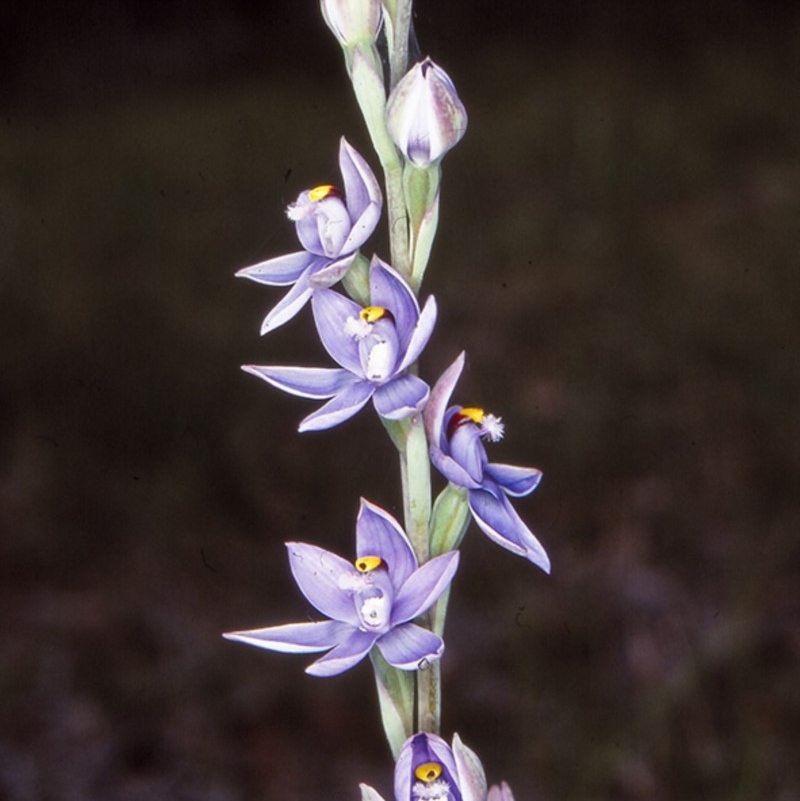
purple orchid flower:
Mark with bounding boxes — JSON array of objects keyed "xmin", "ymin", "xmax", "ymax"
[
  {"xmin": 223, "ymin": 499, "xmax": 459, "ymax": 677},
  {"xmin": 393, "ymin": 732, "xmax": 487, "ymax": 801},
  {"xmin": 242, "ymin": 256, "xmax": 437, "ymax": 432},
  {"xmin": 424, "ymin": 352, "xmax": 550, "ymax": 572},
  {"xmin": 236, "ymin": 137, "xmax": 382, "ymax": 333}
]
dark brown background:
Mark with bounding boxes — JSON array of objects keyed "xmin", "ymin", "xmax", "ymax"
[{"xmin": 1, "ymin": 1, "xmax": 799, "ymax": 799}]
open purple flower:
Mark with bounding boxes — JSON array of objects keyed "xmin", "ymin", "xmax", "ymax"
[
  {"xmin": 424, "ymin": 352, "xmax": 550, "ymax": 572},
  {"xmin": 243, "ymin": 257, "xmax": 437, "ymax": 432},
  {"xmin": 236, "ymin": 137, "xmax": 382, "ymax": 333},
  {"xmin": 394, "ymin": 732, "xmax": 487, "ymax": 801},
  {"xmin": 223, "ymin": 499, "xmax": 459, "ymax": 677}
]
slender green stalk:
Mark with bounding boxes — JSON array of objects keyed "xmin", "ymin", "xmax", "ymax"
[
  {"xmin": 348, "ymin": 0, "xmax": 445, "ymax": 741},
  {"xmin": 401, "ymin": 414, "xmax": 431, "ymax": 562},
  {"xmin": 389, "ymin": 0, "xmax": 413, "ymax": 89}
]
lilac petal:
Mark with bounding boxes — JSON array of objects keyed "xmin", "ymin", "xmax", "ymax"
[
  {"xmin": 358, "ymin": 318, "xmax": 400, "ymax": 381},
  {"xmin": 391, "ymin": 551, "xmax": 459, "ymax": 624},
  {"xmin": 309, "ymin": 251, "xmax": 357, "ymax": 288},
  {"xmin": 341, "ymin": 198, "xmax": 381, "ymax": 254},
  {"xmin": 305, "ymin": 628, "xmax": 379, "ymax": 677},
  {"xmin": 448, "ymin": 422, "xmax": 487, "ymax": 485},
  {"xmin": 295, "ymin": 193, "xmax": 351, "ymax": 257},
  {"xmin": 298, "ymin": 379, "xmax": 375, "ymax": 432},
  {"xmin": 236, "ymin": 250, "xmax": 314, "ymax": 286},
  {"xmin": 287, "ymin": 542, "xmax": 362, "ymax": 625},
  {"xmin": 397, "ymin": 295, "xmax": 437, "ymax": 372},
  {"xmin": 339, "ymin": 137, "xmax": 382, "ymax": 227},
  {"xmin": 222, "ymin": 619, "xmax": 352, "ymax": 653},
  {"xmin": 315, "ymin": 196, "xmax": 351, "ymax": 257},
  {"xmin": 369, "ymin": 259, "xmax": 420, "ymax": 343},
  {"xmin": 484, "ymin": 463, "xmax": 543, "ymax": 497},
  {"xmin": 259, "ymin": 273, "xmax": 316, "ymax": 334},
  {"xmin": 453, "ymin": 733, "xmax": 488, "ymax": 801},
  {"xmin": 356, "ymin": 499, "xmax": 417, "ymax": 588},
  {"xmin": 241, "ymin": 364, "xmax": 352, "ymax": 399},
  {"xmin": 430, "ymin": 445, "xmax": 483, "ymax": 490},
  {"xmin": 424, "ymin": 352, "xmax": 465, "ymax": 445},
  {"xmin": 487, "ymin": 783, "xmax": 516, "ymax": 801},
  {"xmin": 376, "ymin": 623, "xmax": 444, "ymax": 670},
  {"xmin": 372, "ymin": 373, "xmax": 429, "ymax": 420},
  {"xmin": 359, "ymin": 785, "xmax": 388, "ymax": 801},
  {"xmin": 311, "ymin": 288, "xmax": 363, "ymax": 373},
  {"xmin": 468, "ymin": 490, "xmax": 551, "ymax": 573}
]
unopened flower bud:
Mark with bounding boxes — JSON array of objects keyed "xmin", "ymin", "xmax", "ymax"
[
  {"xmin": 386, "ymin": 57, "xmax": 468, "ymax": 167},
  {"xmin": 320, "ymin": 0, "xmax": 382, "ymax": 47}
]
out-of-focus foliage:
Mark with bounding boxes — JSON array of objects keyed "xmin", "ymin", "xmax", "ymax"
[{"xmin": 1, "ymin": 4, "xmax": 799, "ymax": 799}]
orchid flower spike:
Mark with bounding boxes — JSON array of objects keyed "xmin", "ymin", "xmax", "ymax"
[
  {"xmin": 223, "ymin": 499, "xmax": 459, "ymax": 677},
  {"xmin": 236, "ymin": 137, "xmax": 382, "ymax": 333},
  {"xmin": 243, "ymin": 256, "xmax": 437, "ymax": 432},
  {"xmin": 424, "ymin": 352, "xmax": 550, "ymax": 572}
]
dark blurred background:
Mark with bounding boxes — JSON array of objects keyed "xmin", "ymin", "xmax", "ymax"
[{"xmin": 2, "ymin": 1, "xmax": 799, "ymax": 799}]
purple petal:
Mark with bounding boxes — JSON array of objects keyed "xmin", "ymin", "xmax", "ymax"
[
  {"xmin": 305, "ymin": 628, "xmax": 379, "ymax": 676},
  {"xmin": 430, "ymin": 445, "xmax": 483, "ymax": 490},
  {"xmin": 369, "ymin": 258, "xmax": 420, "ymax": 344},
  {"xmin": 356, "ymin": 499, "xmax": 417, "ymax": 588},
  {"xmin": 222, "ymin": 619, "xmax": 353, "ymax": 653},
  {"xmin": 372, "ymin": 373, "xmax": 429, "ymax": 420},
  {"xmin": 484, "ymin": 463, "xmax": 543, "ymax": 497},
  {"xmin": 241, "ymin": 364, "xmax": 352, "ymax": 399},
  {"xmin": 468, "ymin": 490, "xmax": 551, "ymax": 573},
  {"xmin": 397, "ymin": 295, "xmax": 437, "ymax": 372},
  {"xmin": 286, "ymin": 542, "xmax": 362, "ymax": 626},
  {"xmin": 391, "ymin": 551, "xmax": 459, "ymax": 624},
  {"xmin": 424, "ymin": 352, "xmax": 465, "ymax": 445},
  {"xmin": 259, "ymin": 274, "xmax": 315, "ymax": 334},
  {"xmin": 453, "ymin": 733, "xmax": 488, "ymax": 801},
  {"xmin": 339, "ymin": 137, "xmax": 382, "ymax": 228},
  {"xmin": 376, "ymin": 623, "xmax": 444, "ymax": 670},
  {"xmin": 487, "ymin": 783, "xmax": 516, "ymax": 801},
  {"xmin": 448, "ymin": 421, "xmax": 487, "ymax": 485},
  {"xmin": 311, "ymin": 288, "xmax": 363, "ymax": 373},
  {"xmin": 309, "ymin": 251, "xmax": 357, "ymax": 288},
  {"xmin": 236, "ymin": 250, "xmax": 315, "ymax": 285},
  {"xmin": 295, "ymin": 192, "xmax": 351, "ymax": 257},
  {"xmin": 341, "ymin": 199, "xmax": 381, "ymax": 254},
  {"xmin": 298, "ymin": 379, "xmax": 375, "ymax": 432}
]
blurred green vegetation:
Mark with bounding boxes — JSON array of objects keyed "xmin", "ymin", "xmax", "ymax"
[{"xmin": 1, "ymin": 19, "xmax": 799, "ymax": 801}]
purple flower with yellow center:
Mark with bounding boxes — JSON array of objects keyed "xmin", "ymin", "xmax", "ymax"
[
  {"xmin": 393, "ymin": 732, "xmax": 487, "ymax": 801},
  {"xmin": 223, "ymin": 499, "xmax": 458, "ymax": 677},
  {"xmin": 424, "ymin": 352, "xmax": 550, "ymax": 572},
  {"xmin": 243, "ymin": 256, "xmax": 436, "ymax": 432},
  {"xmin": 236, "ymin": 137, "xmax": 382, "ymax": 333}
]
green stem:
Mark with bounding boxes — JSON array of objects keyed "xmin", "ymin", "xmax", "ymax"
[
  {"xmin": 389, "ymin": 0, "xmax": 413, "ymax": 89},
  {"xmin": 400, "ymin": 414, "xmax": 431, "ymax": 563},
  {"xmin": 386, "ymin": 162, "xmax": 411, "ymax": 283}
]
